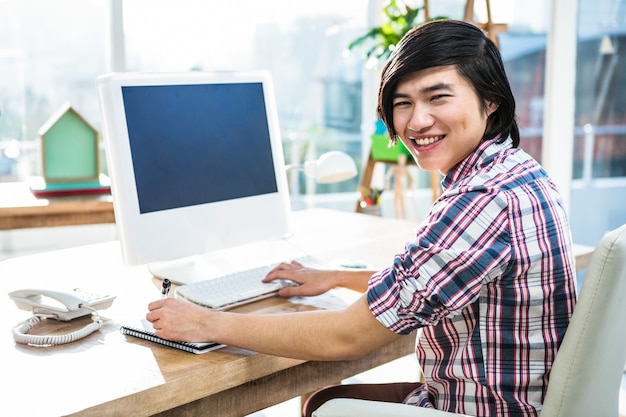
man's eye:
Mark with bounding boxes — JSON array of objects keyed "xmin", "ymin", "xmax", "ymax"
[{"xmin": 430, "ymin": 94, "xmax": 449, "ymax": 101}]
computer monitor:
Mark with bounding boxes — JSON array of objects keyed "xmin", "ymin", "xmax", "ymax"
[{"xmin": 96, "ymin": 71, "xmax": 293, "ymax": 282}]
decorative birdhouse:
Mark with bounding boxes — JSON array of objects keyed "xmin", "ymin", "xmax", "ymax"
[{"xmin": 38, "ymin": 103, "xmax": 100, "ymax": 183}]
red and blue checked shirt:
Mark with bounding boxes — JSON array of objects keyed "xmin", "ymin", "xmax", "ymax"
[{"xmin": 367, "ymin": 138, "xmax": 577, "ymax": 417}]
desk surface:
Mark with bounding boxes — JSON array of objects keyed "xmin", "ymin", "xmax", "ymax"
[
  {"xmin": 0, "ymin": 209, "xmax": 420, "ymax": 417},
  {"xmin": 0, "ymin": 208, "xmax": 595, "ymax": 417}
]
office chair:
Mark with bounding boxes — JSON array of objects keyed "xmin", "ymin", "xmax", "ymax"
[{"xmin": 313, "ymin": 224, "xmax": 626, "ymax": 417}]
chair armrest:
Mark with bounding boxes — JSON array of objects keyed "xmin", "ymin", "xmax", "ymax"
[{"xmin": 312, "ymin": 398, "xmax": 472, "ymax": 417}]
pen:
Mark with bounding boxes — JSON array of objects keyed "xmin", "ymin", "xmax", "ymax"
[{"xmin": 161, "ymin": 279, "xmax": 171, "ymax": 299}]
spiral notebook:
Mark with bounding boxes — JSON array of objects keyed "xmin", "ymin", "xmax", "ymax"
[{"xmin": 120, "ymin": 319, "xmax": 224, "ymax": 354}]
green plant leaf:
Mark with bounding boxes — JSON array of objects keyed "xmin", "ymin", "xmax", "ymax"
[{"xmin": 348, "ymin": 1, "xmax": 449, "ymax": 64}]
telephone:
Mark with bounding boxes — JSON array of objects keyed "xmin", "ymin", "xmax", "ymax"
[
  {"xmin": 9, "ymin": 288, "xmax": 116, "ymax": 346},
  {"xmin": 9, "ymin": 288, "xmax": 115, "ymax": 320}
]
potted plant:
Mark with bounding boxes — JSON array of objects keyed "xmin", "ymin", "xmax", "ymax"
[{"xmin": 348, "ymin": 0, "xmax": 449, "ymax": 66}]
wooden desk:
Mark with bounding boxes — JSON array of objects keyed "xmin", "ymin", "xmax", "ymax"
[
  {"xmin": 0, "ymin": 209, "xmax": 595, "ymax": 417},
  {"xmin": 0, "ymin": 180, "xmax": 597, "ymax": 273},
  {"xmin": 0, "ymin": 182, "xmax": 114, "ymax": 230},
  {"xmin": 0, "ymin": 209, "xmax": 418, "ymax": 417},
  {"xmin": 572, "ymin": 243, "xmax": 595, "ymax": 271}
]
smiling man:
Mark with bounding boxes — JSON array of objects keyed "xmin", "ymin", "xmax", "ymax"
[{"xmin": 147, "ymin": 20, "xmax": 577, "ymax": 417}]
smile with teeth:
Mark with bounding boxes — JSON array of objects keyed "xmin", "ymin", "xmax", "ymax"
[{"xmin": 410, "ymin": 135, "xmax": 444, "ymax": 146}]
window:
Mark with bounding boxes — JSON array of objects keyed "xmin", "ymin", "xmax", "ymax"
[
  {"xmin": 0, "ymin": 0, "xmax": 107, "ymax": 181},
  {"xmin": 0, "ymin": 0, "xmax": 369, "ymax": 198},
  {"xmin": 499, "ymin": 0, "xmax": 626, "ymax": 181},
  {"xmin": 572, "ymin": 1, "xmax": 626, "ymax": 180}
]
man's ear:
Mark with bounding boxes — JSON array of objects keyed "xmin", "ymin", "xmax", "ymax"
[{"xmin": 486, "ymin": 100, "xmax": 499, "ymax": 116}]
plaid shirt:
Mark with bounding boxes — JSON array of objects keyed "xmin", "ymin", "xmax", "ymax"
[{"xmin": 367, "ymin": 138, "xmax": 577, "ymax": 417}]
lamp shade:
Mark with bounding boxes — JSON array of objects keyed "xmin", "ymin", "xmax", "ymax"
[{"xmin": 303, "ymin": 151, "xmax": 357, "ymax": 183}]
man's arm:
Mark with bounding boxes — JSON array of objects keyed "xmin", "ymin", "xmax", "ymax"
[{"xmin": 146, "ymin": 294, "xmax": 401, "ymax": 361}]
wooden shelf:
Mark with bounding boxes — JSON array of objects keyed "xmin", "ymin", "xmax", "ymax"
[{"xmin": 0, "ymin": 182, "xmax": 114, "ymax": 230}]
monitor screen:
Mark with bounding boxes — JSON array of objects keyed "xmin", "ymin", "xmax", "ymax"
[
  {"xmin": 96, "ymin": 71, "xmax": 292, "ymax": 278},
  {"xmin": 121, "ymin": 83, "xmax": 277, "ymax": 214}
]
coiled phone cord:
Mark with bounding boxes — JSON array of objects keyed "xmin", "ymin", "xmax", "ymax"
[{"xmin": 12, "ymin": 309, "xmax": 104, "ymax": 346}]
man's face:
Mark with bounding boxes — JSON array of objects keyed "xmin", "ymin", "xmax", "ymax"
[{"xmin": 392, "ymin": 65, "xmax": 497, "ymax": 174}]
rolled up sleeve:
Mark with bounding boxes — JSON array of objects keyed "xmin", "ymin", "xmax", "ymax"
[{"xmin": 367, "ymin": 191, "xmax": 512, "ymax": 335}]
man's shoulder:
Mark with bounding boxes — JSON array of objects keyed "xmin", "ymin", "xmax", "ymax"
[{"xmin": 465, "ymin": 147, "xmax": 544, "ymax": 190}]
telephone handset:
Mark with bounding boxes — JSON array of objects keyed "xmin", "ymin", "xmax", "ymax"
[
  {"xmin": 9, "ymin": 288, "xmax": 115, "ymax": 320},
  {"xmin": 9, "ymin": 288, "xmax": 116, "ymax": 346}
]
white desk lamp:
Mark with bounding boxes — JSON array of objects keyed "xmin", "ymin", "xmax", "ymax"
[{"xmin": 286, "ymin": 151, "xmax": 357, "ymax": 183}]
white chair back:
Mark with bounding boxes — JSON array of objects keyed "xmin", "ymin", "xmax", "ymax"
[{"xmin": 541, "ymin": 225, "xmax": 626, "ymax": 417}]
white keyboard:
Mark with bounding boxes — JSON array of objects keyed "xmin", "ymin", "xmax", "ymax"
[{"xmin": 175, "ymin": 256, "xmax": 322, "ymax": 311}]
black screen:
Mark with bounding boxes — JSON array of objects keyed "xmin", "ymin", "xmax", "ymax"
[{"xmin": 121, "ymin": 82, "xmax": 278, "ymax": 214}]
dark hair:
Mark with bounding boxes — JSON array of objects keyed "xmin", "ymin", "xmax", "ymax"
[{"xmin": 378, "ymin": 20, "xmax": 520, "ymax": 147}]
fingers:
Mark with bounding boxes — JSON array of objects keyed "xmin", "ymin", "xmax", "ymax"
[
  {"xmin": 146, "ymin": 298, "xmax": 179, "ymax": 325},
  {"xmin": 263, "ymin": 260, "xmax": 306, "ymax": 283},
  {"xmin": 267, "ymin": 259, "xmax": 304, "ymax": 273},
  {"xmin": 146, "ymin": 299, "xmax": 163, "ymax": 324},
  {"xmin": 147, "ymin": 298, "xmax": 166, "ymax": 311}
]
